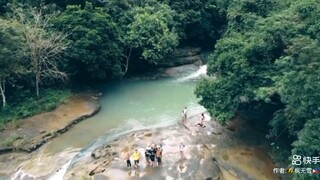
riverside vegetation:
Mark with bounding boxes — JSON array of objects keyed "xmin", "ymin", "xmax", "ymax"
[{"xmin": 0, "ymin": 0, "xmax": 319, "ymax": 179}]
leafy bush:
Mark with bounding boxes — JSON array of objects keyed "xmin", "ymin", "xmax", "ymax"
[{"xmin": 0, "ymin": 89, "xmax": 71, "ymax": 127}]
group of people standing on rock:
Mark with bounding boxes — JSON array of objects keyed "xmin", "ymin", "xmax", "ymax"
[
  {"xmin": 182, "ymin": 107, "xmax": 206, "ymax": 128},
  {"xmin": 125, "ymin": 144, "xmax": 163, "ymax": 169},
  {"xmin": 145, "ymin": 144, "xmax": 163, "ymax": 167},
  {"xmin": 125, "ymin": 107, "xmax": 206, "ymax": 169}
]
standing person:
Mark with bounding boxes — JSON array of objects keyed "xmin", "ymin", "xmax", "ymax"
[
  {"xmin": 126, "ymin": 153, "xmax": 132, "ymax": 169},
  {"xmin": 149, "ymin": 144, "xmax": 156, "ymax": 167},
  {"xmin": 179, "ymin": 143, "xmax": 185, "ymax": 159},
  {"xmin": 156, "ymin": 145, "xmax": 162, "ymax": 166},
  {"xmin": 159, "ymin": 144, "xmax": 163, "ymax": 164},
  {"xmin": 145, "ymin": 146, "xmax": 151, "ymax": 165},
  {"xmin": 182, "ymin": 107, "xmax": 187, "ymax": 123},
  {"xmin": 181, "ymin": 110, "xmax": 185, "ymax": 123},
  {"xmin": 196, "ymin": 113, "xmax": 206, "ymax": 127},
  {"xmin": 133, "ymin": 149, "xmax": 141, "ymax": 168},
  {"xmin": 147, "ymin": 146, "xmax": 152, "ymax": 165}
]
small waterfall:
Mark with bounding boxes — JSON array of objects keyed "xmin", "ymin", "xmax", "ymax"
[
  {"xmin": 178, "ymin": 65, "xmax": 207, "ymax": 82},
  {"xmin": 11, "ymin": 169, "xmax": 36, "ymax": 180},
  {"xmin": 48, "ymin": 159, "xmax": 72, "ymax": 180}
]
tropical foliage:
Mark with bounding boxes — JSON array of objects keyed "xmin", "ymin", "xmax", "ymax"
[{"xmin": 195, "ymin": 1, "xmax": 320, "ymax": 178}]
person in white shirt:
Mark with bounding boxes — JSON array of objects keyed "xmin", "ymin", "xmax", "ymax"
[
  {"xmin": 182, "ymin": 107, "xmax": 187, "ymax": 123},
  {"xmin": 179, "ymin": 143, "xmax": 185, "ymax": 159}
]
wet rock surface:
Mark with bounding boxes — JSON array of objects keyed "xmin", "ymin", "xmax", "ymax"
[
  {"xmin": 162, "ymin": 47, "xmax": 205, "ymax": 67},
  {"xmin": 127, "ymin": 47, "xmax": 205, "ymax": 80},
  {"xmin": 0, "ymin": 94, "xmax": 100, "ymax": 154},
  {"xmin": 161, "ymin": 64, "xmax": 199, "ymax": 78},
  {"xmin": 0, "ymin": 77, "xmax": 280, "ymax": 180},
  {"xmin": 127, "ymin": 63, "xmax": 203, "ymax": 80},
  {"xmin": 64, "ymin": 113, "xmax": 279, "ymax": 180}
]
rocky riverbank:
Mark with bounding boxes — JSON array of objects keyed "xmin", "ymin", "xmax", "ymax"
[
  {"xmin": 0, "ymin": 54, "xmax": 281, "ymax": 179},
  {"xmin": 0, "ymin": 94, "xmax": 100, "ymax": 154},
  {"xmin": 63, "ymin": 113, "xmax": 279, "ymax": 180},
  {"xmin": 0, "ymin": 47, "xmax": 204, "ymax": 155}
]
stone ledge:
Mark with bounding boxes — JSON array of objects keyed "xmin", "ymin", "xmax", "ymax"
[{"xmin": 0, "ymin": 94, "xmax": 101, "ymax": 154}]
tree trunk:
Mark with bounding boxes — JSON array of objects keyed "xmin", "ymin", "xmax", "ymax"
[
  {"xmin": 0, "ymin": 78, "xmax": 6, "ymax": 108},
  {"xmin": 36, "ymin": 73, "xmax": 40, "ymax": 97},
  {"xmin": 123, "ymin": 47, "xmax": 132, "ymax": 74}
]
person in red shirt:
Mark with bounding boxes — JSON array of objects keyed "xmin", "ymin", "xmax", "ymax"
[{"xmin": 156, "ymin": 145, "xmax": 162, "ymax": 166}]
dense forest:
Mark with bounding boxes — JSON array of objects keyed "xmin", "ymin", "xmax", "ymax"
[
  {"xmin": 0, "ymin": 0, "xmax": 319, "ymax": 179},
  {"xmin": 195, "ymin": 0, "xmax": 320, "ymax": 179},
  {"xmin": 0, "ymin": 0, "xmax": 226, "ymax": 124}
]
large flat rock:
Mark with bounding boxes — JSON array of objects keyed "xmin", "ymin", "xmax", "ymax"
[
  {"xmin": 64, "ymin": 113, "xmax": 279, "ymax": 180},
  {"xmin": 0, "ymin": 94, "xmax": 100, "ymax": 154}
]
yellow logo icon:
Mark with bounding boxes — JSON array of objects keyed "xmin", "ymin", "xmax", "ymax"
[{"xmin": 287, "ymin": 168, "xmax": 294, "ymax": 174}]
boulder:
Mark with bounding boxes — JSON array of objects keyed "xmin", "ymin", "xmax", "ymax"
[
  {"xmin": 91, "ymin": 150, "xmax": 101, "ymax": 159},
  {"xmin": 171, "ymin": 47, "xmax": 201, "ymax": 58},
  {"xmin": 162, "ymin": 47, "xmax": 205, "ymax": 67}
]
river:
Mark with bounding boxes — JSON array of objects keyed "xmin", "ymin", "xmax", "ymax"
[
  {"xmin": 45, "ymin": 79, "xmax": 204, "ymax": 154},
  {"xmin": 10, "ymin": 66, "xmax": 207, "ymax": 179},
  {"xmin": 7, "ymin": 65, "xmax": 280, "ymax": 180}
]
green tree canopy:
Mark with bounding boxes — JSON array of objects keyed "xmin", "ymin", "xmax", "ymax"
[
  {"xmin": 0, "ymin": 18, "xmax": 26, "ymax": 107},
  {"xmin": 195, "ymin": 0, "xmax": 320, "ymax": 174},
  {"xmin": 52, "ymin": 4, "xmax": 124, "ymax": 79},
  {"xmin": 125, "ymin": 3, "xmax": 178, "ymax": 64}
]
